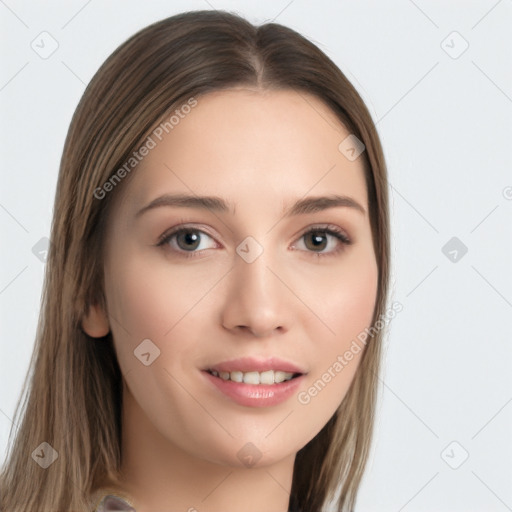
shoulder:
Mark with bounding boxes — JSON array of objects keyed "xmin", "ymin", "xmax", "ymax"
[{"xmin": 92, "ymin": 493, "xmax": 136, "ymax": 512}]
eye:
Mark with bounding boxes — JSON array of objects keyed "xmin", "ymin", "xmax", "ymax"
[
  {"xmin": 157, "ymin": 227, "xmax": 218, "ymax": 254},
  {"xmin": 292, "ymin": 225, "xmax": 351, "ymax": 257}
]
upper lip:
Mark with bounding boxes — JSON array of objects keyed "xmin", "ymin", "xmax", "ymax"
[{"xmin": 204, "ymin": 356, "xmax": 307, "ymax": 375}]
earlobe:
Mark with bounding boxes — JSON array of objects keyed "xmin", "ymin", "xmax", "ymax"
[{"xmin": 81, "ymin": 303, "xmax": 110, "ymax": 338}]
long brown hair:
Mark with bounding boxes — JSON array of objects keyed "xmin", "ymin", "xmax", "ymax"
[{"xmin": 0, "ymin": 10, "xmax": 389, "ymax": 511}]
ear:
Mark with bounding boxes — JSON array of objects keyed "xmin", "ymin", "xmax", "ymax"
[{"xmin": 82, "ymin": 303, "xmax": 110, "ymax": 338}]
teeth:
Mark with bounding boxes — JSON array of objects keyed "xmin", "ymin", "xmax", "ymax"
[
  {"xmin": 230, "ymin": 371, "xmax": 243, "ymax": 383},
  {"xmin": 209, "ymin": 369, "xmax": 296, "ymax": 385},
  {"xmin": 243, "ymin": 371, "xmax": 260, "ymax": 385},
  {"xmin": 260, "ymin": 370, "xmax": 274, "ymax": 385},
  {"xmin": 274, "ymin": 371, "xmax": 287, "ymax": 383}
]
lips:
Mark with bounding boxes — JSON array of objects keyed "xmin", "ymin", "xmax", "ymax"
[
  {"xmin": 203, "ymin": 356, "xmax": 307, "ymax": 375},
  {"xmin": 201, "ymin": 356, "xmax": 307, "ymax": 407}
]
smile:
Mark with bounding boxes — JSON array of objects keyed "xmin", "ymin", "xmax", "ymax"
[
  {"xmin": 206, "ymin": 369, "xmax": 300, "ymax": 385},
  {"xmin": 203, "ymin": 370, "xmax": 305, "ymax": 408}
]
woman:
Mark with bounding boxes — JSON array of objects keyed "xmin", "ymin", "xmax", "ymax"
[{"xmin": 0, "ymin": 10, "xmax": 390, "ymax": 512}]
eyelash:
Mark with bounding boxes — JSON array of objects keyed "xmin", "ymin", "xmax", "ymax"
[{"xmin": 156, "ymin": 223, "xmax": 352, "ymax": 259}]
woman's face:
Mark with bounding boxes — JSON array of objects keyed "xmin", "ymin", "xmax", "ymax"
[{"xmin": 87, "ymin": 88, "xmax": 378, "ymax": 468}]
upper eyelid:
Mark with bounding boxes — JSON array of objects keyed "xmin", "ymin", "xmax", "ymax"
[
  {"xmin": 293, "ymin": 223, "xmax": 351, "ymax": 245},
  {"xmin": 156, "ymin": 223, "xmax": 216, "ymax": 245}
]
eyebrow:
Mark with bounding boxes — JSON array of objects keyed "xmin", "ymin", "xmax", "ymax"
[{"xmin": 135, "ymin": 193, "xmax": 366, "ymax": 218}]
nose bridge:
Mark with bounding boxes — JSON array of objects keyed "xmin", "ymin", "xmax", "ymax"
[
  {"xmin": 221, "ymin": 237, "xmax": 288, "ymax": 336},
  {"xmin": 236, "ymin": 246, "xmax": 273, "ymax": 296},
  {"xmin": 234, "ymin": 233, "xmax": 276, "ymax": 290}
]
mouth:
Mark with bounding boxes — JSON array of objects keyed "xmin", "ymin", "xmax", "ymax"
[
  {"xmin": 201, "ymin": 357, "xmax": 307, "ymax": 408},
  {"xmin": 205, "ymin": 368, "xmax": 303, "ymax": 385}
]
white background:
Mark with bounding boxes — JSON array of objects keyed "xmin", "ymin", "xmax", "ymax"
[{"xmin": 1, "ymin": 1, "xmax": 511, "ymax": 510}]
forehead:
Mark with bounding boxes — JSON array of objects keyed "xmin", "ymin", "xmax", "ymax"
[{"xmin": 117, "ymin": 88, "xmax": 368, "ymax": 215}]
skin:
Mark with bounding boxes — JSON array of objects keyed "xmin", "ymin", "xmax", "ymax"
[{"xmin": 83, "ymin": 88, "xmax": 378, "ymax": 512}]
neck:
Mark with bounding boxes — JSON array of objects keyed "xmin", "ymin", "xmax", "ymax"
[{"xmin": 116, "ymin": 384, "xmax": 295, "ymax": 512}]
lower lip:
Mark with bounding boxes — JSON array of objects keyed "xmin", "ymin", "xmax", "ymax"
[{"xmin": 202, "ymin": 371, "xmax": 304, "ymax": 408}]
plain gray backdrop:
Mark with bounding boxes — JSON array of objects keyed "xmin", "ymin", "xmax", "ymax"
[{"xmin": 1, "ymin": 1, "xmax": 511, "ymax": 510}]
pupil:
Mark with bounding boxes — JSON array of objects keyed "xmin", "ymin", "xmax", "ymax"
[
  {"xmin": 177, "ymin": 231, "xmax": 200, "ymax": 250},
  {"xmin": 306, "ymin": 232, "xmax": 327, "ymax": 251}
]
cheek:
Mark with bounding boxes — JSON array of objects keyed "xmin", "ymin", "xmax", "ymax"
[
  {"xmin": 321, "ymin": 255, "xmax": 378, "ymax": 344},
  {"xmin": 104, "ymin": 252, "xmax": 227, "ymax": 373},
  {"xmin": 103, "ymin": 255, "xmax": 233, "ymax": 459},
  {"xmin": 293, "ymin": 247, "xmax": 378, "ymax": 424},
  {"xmin": 296, "ymin": 242, "xmax": 378, "ymax": 350}
]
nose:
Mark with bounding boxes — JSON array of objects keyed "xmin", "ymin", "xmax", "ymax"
[{"xmin": 220, "ymin": 249, "xmax": 290, "ymax": 338}]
